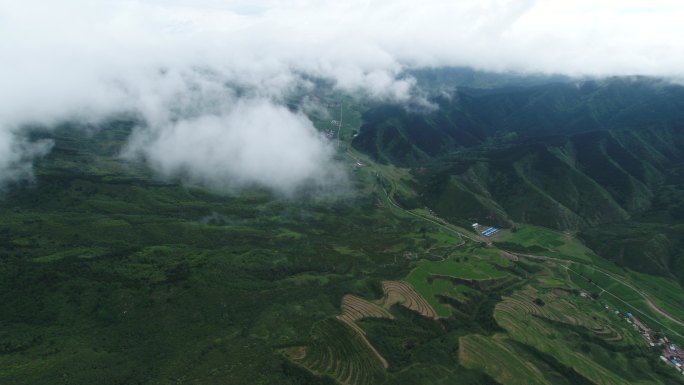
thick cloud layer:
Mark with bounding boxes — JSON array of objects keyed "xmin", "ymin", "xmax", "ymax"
[
  {"xmin": 124, "ymin": 99, "xmax": 343, "ymax": 195},
  {"xmin": 1, "ymin": 0, "xmax": 683, "ymax": 191}
]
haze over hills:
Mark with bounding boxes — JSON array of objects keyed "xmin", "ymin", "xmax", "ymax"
[
  {"xmin": 1, "ymin": 69, "xmax": 684, "ymax": 385},
  {"xmin": 4, "ymin": 1, "xmax": 684, "ymax": 385},
  {"xmin": 3, "ymin": 0, "xmax": 684, "ymax": 193}
]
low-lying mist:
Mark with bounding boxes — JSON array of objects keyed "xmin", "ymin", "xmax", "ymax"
[
  {"xmin": 124, "ymin": 98, "xmax": 346, "ymax": 195},
  {"xmin": 2, "ymin": 0, "xmax": 683, "ymax": 193}
]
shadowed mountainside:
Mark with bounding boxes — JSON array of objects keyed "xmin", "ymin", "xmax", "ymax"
[{"xmin": 353, "ymin": 78, "xmax": 684, "ymax": 281}]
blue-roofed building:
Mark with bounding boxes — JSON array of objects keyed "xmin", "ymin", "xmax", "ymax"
[
  {"xmin": 478, "ymin": 226, "xmax": 499, "ymax": 237},
  {"xmin": 481, "ymin": 227, "xmax": 498, "ymax": 237}
]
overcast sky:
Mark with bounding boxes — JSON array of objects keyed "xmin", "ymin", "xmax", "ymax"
[{"xmin": 1, "ymin": 0, "xmax": 683, "ymax": 192}]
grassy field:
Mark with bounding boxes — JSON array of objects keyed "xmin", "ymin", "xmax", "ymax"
[
  {"xmin": 404, "ymin": 246, "xmax": 510, "ymax": 316},
  {"xmin": 564, "ymin": 264, "xmax": 684, "ymax": 340},
  {"xmin": 459, "ymin": 334, "xmax": 549, "ymax": 385},
  {"xmin": 3, "ymin": 103, "xmax": 684, "ymax": 385},
  {"xmin": 490, "ymin": 276, "xmax": 681, "ymax": 385},
  {"xmin": 495, "ymin": 223, "xmax": 684, "ymax": 340},
  {"xmin": 627, "ymin": 270, "xmax": 684, "ymax": 322},
  {"xmin": 495, "ymin": 225, "xmax": 595, "ymax": 263}
]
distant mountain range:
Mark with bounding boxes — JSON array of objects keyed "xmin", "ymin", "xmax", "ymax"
[{"xmin": 353, "ymin": 76, "xmax": 684, "ymax": 282}]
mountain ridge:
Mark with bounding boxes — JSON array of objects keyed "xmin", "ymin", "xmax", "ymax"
[{"xmin": 353, "ymin": 77, "xmax": 684, "ymax": 281}]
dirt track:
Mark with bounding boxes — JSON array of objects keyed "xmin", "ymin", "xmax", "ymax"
[
  {"xmin": 513, "ymin": 252, "xmax": 684, "ymax": 336},
  {"xmin": 340, "ymin": 120, "xmax": 684, "ymax": 337}
]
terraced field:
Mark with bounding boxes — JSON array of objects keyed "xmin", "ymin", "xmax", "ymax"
[
  {"xmin": 335, "ymin": 281, "xmax": 440, "ymax": 367},
  {"xmin": 338, "ymin": 294, "xmax": 394, "ymax": 327},
  {"xmin": 564, "ymin": 263, "xmax": 684, "ymax": 338},
  {"xmin": 282, "ymin": 319, "xmax": 386, "ymax": 385},
  {"xmin": 406, "ymin": 256, "xmax": 509, "ymax": 316},
  {"xmin": 493, "ymin": 286, "xmax": 651, "ymax": 385},
  {"xmin": 498, "ymin": 287, "xmax": 597, "ymax": 329},
  {"xmin": 336, "ymin": 282, "xmax": 439, "ymax": 333},
  {"xmin": 283, "ymin": 236, "xmax": 676, "ymax": 385},
  {"xmin": 459, "ymin": 334, "xmax": 549, "ymax": 385},
  {"xmin": 286, "ymin": 280, "xmax": 440, "ymax": 382},
  {"xmin": 379, "ymin": 280, "xmax": 439, "ymax": 319},
  {"xmin": 336, "ymin": 282, "xmax": 438, "ymax": 335},
  {"xmin": 336, "ymin": 294, "xmax": 394, "ymax": 368}
]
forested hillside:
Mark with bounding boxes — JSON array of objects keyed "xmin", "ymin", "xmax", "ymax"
[{"xmin": 353, "ymin": 78, "xmax": 684, "ymax": 282}]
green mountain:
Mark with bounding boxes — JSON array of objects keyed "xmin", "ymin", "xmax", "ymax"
[
  {"xmin": 353, "ymin": 78, "xmax": 684, "ymax": 281},
  {"xmin": 3, "ymin": 74, "xmax": 684, "ymax": 385}
]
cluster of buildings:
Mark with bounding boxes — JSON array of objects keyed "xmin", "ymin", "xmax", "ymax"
[
  {"xmin": 471, "ymin": 223, "xmax": 498, "ymax": 237},
  {"xmin": 658, "ymin": 337, "xmax": 684, "ymax": 373},
  {"xmin": 593, "ymin": 298, "xmax": 684, "ymax": 375},
  {"xmin": 616, "ymin": 309, "xmax": 684, "ymax": 375}
]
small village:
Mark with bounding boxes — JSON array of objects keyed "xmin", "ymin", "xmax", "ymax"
[
  {"xmin": 625, "ymin": 311, "xmax": 684, "ymax": 375},
  {"xmin": 594, "ymin": 298, "xmax": 684, "ymax": 376}
]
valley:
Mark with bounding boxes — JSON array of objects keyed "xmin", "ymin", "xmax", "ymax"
[
  {"xmin": 2, "ymin": 75, "xmax": 684, "ymax": 384},
  {"xmin": 3, "ymin": 1, "xmax": 684, "ymax": 384}
]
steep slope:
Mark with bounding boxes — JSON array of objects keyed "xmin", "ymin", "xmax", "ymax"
[
  {"xmin": 353, "ymin": 79, "xmax": 684, "ymax": 228},
  {"xmin": 352, "ymin": 77, "xmax": 684, "ymax": 281}
]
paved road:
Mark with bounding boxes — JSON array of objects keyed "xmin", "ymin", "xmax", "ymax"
[{"xmin": 380, "ymin": 185, "xmax": 479, "ymax": 244}]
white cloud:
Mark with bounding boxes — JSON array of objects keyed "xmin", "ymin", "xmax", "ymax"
[
  {"xmin": 1, "ymin": 0, "xmax": 683, "ymax": 190},
  {"xmin": 0, "ymin": 129, "xmax": 52, "ymax": 186},
  {"xmin": 123, "ymin": 98, "xmax": 345, "ymax": 195}
]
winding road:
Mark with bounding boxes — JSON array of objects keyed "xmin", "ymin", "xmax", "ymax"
[
  {"xmin": 508, "ymin": 251, "xmax": 684, "ymax": 336},
  {"xmin": 335, "ymin": 100, "xmax": 684, "ymax": 337}
]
